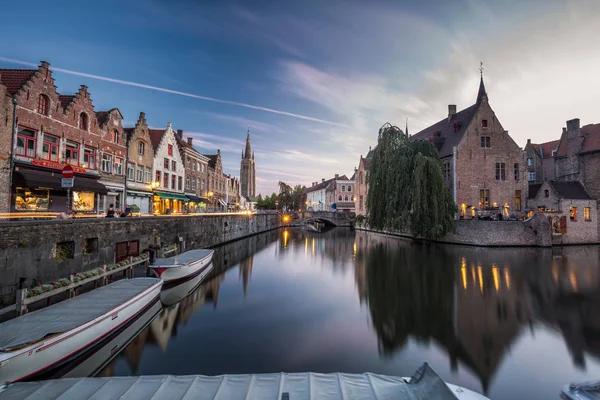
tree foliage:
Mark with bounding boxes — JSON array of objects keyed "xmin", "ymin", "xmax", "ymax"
[
  {"xmin": 366, "ymin": 123, "xmax": 456, "ymax": 239},
  {"xmin": 255, "ymin": 193, "xmax": 277, "ymax": 210},
  {"xmin": 278, "ymin": 181, "xmax": 304, "ymax": 212}
]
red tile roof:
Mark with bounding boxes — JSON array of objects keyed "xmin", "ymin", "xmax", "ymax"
[
  {"xmin": 59, "ymin": 95, "xmax": 75, "ymax": 109},
  {"xmin": 581, "ymin": 123, "xmax": 600, "ymax": 154},
  {"xmin": 0, "ymin": 69, "xmax": 37, "ymax": 95},
  {"xmin": 148, "ymin": 129, "xmax": 165, "ymax": 152},
  {"xmin": 534, "ymin": 139, "xmax": 560, "ymax": 158}
]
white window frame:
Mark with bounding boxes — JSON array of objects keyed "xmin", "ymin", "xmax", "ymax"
[{"xmin": 101, "ymin": 154, "xmax": 113, "ymax": 173}]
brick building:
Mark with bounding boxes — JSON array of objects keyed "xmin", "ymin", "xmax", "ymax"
[
  {"xmin": 123, "ymin": 112, "xmax": 154, "ymax": 214},
  {"xmin": 226, "ymin": 174, "xmax": 240, "ymax": 210},
  {"xmin": 411, "ymin": 75, "xmax": 527, "ymax": 219},
  {"xmin": 240, "ymin": 130, "xmax": 256, "ymax": 199},
  {"xmin": 204, "ymin": 150, "xmax": 227, "ymax": 211},
  {"xmin": 524, "ymin": 138, "xmax": 559, "ymax": 184},
  {"xmin": 354, "ymin": 146, "xmax": 374, "ymax": 215},
  {"xmin": 175, "ymin": 130, "xmax": 209, "ymax": 212},
  {"xmin": 527, "ymin": 180, "xmax": 597, "ymax": 244},
  {"xmin": 0, "ymin": 61, "xmax": 128, "ymax": 214},
  {"xmin": 149, "ymin": 123, "xmax": 186, "ymax": 214}
]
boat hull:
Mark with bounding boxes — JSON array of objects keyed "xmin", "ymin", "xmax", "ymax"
[
  {"xmin": 159, "ymin": 263, "xmax": 214, "ymax": 306},
  {"xmin": 150, "ymin": 251, "xmax": 214, "ymax": 284},
  {"xmin": 0, "ymin": 279, "xmax": 162, "ymax": 384}
]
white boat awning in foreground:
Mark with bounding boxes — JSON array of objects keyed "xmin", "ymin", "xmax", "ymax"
[{"xmin": 0, "ymin": 364, "xmax": 489, "ymax": 399}]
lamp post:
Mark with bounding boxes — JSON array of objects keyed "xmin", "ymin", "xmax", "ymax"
[
  {"xmin": 8, "ymin": 96, "xmax": 18, "ymax": 212},
  {"xmin": 151, "ymin": 181, "xmax": 160, "ymax": 214},
  {"xmin": 208, "ymin": 191, "xmax": 214, "ymax": 212}
]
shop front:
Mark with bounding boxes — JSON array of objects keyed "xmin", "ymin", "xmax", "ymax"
[
  {"xmin": 185, "ymin": 195, "xmax": 208, "ymax": 213},
  {"xmin": 153, "ymin": 191, "xmax": 189, "ymax": 214},
  {"xmin": 127, "ymin": 190, "xmax": 153, "ymax": 215},
  {"xmin": 12, "ymin": 164, "xmax": 107, "ymax": 213},
  {"xmin": 98, "ymin": 182, "xmax": 125, "ymax": 213}
]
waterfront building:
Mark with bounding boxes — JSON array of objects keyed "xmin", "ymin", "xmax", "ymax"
[
  {"xmin": 325, "ymin": 174, "xmax": 355, "ymax": 213},
  {"xmin": 527, "ymin": 180, "xmax": 598, "ymax": 244},
  {"xmin": 226, "ymin": 174, "xmax": 240, "ymax": 211},
  {"xmin": 240, "ymin": 130, "xmax": 256, "ymax": 199},
  {"xmin": 524, "ymin": 138, "xmax": 559, "ymax": 184},
  {"xmin": 0, "ymin": 61, "xmax": 125, "ymax": 214},
  {"xmin": 203, "ymin": 150, "xmax": 227, "ymax": 211},
  {"xmin": 354, "ymin": 146, "xmax": 374, "ymax": 215},
  {"xmin": 305, "ymin": 177, "xmax": 335, "ymax": 211},
  {"xmin": 410, "ymin": 74, "xmax": 527, "ymax": 219},
  {"xmin": 149, "ymin": 123, "xmax": 186, "ymax": 214},
  {"xmin": 175, "ymin": 130, "xmax": 209, "ymax": 212},
  {"xmin": 123, "ymin": 112, "xmax": 154, "ymax": 215}
]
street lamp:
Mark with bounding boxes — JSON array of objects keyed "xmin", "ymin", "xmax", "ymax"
[
  {"xmin": 8, "ymin": 96, "xmax": 18, "ymax": 212},
  {"xmin": 208, "ymin": 191, "xmax": 214, "ymax": 212}
]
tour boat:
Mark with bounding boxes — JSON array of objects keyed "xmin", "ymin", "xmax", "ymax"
[
  {"xmin": 159, "ymin": 261, "xmax": 214, "ymax": 306},
  {"xmin": 0, "ymin": 363, "xmax": 489, "ymax": 399},
  {"xmin": 150, "ymin": 249, "xmax": 214, "ymax": 284},
  {"xmin": 0, "ymin": 278, "xmax": 162, "ymax": 384}
]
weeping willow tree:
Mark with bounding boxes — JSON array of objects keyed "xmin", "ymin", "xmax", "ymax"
[{"xmin": 366, "ymin": 123, "xmax": 456, "ymax": 239}]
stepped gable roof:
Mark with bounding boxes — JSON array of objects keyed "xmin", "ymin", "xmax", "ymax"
[
  {"xmin": 148, "ymin": 129, "xmax": 165, "ymax": 152},
  {"xmin": 528, "ymin": 184, "xmax": 542, "ymax": 199},
  {"xmin": 410, "ymin": 103, "xmax": 479, "ymax": 158},
  {"xmin": 203, "ymin": 154, "xmax": 218, "ymax": 168},
  {"xmin": 0, "ymin": 69, "xmax": 37, "ymax": 95},
  {"xmin": 549, "ymin": 181, "xmax": 592, "ymax": 200},
  {"xmin": 59, "ymin": 95, "xmax": 75, "ymax": 109}
]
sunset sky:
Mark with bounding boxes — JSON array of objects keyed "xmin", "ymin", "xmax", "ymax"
[{"xmin": 2, "ymin": 0, "xmax": 599, "ymax": 195}]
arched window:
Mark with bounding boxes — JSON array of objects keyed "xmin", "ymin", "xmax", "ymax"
[
  {"xmin": 345, "ymin": 195, "xmax": 349, "ymax": 201},
  {"xmin": 338, "ymin": 195, "xmax": 342, "ymax": 201},
  {"xmin": 37, "ymin": 94, "xmax": 49, "ymax": 115},
  {"xmin": 112, "ymin": 130, "xmax": 120, "ymax": 144},
  {"xmin": 138, "ymin": 141, "xmax": 145, "ymax": 155},
  {"xmin": 79, "ymin": 113, "xmax": 88, "ymax": 130},
  {"xmin": 347, "ymin": 186, "xmax": 352, "ymax": 192}
]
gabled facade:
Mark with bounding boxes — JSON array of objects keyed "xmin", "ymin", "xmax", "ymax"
[
  {"xmin": 354, "ymin": 147, "xmax": 374, "ymax": 216},
  {"xmin": 524, "ymin": 138, "xmax": 560, "ymax": 184},
  {"xmin": 325, "ymin": 174, "xmax": 354, "ymax": 213},
  {"xmin": 124, "ymin": 112, "xmax": 154, "ymax": 214},
  {"xmin": 149, "ymin": 123, "xmax": 186, "ymax": 214},
  {"xmin": 175, "ymin": 129, "xmax": 209, "ymax": 212},
  {"xmin": 0, "ymin": 61, "xmax": 119, "ymax": 214},
  {"xmin": 410, "ymin": 75, "xmax": 527, "ymax": 219},
  {"xmin": 204, "ymin": 150, "xmax": 227, "ymax": 211},
  {"xmin": 96, "ymin": 107, "xmax": 127, "ymax": 212}
]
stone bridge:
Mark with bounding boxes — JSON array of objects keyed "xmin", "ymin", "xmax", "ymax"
[{"xmin": 292, "ymin": 211, "xmax": 352, "ymax": 227}]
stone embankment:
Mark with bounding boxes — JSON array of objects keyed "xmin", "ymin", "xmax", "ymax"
[
  {"xmin": 356, "ymin": 212, "xmax": 552, "ymax": 247},
  {"xmin": 0, "ymin": 214, "xmax": 280, "ymax": 304}
]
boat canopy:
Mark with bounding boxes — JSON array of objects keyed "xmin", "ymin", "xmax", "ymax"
[
  {"xmin": 153, "ymin": 249, "xmax": 213, "ymax": 268},
  {"xmin": 0, "ymin": 278, "xmax": 160, "ymax": 352},
  {"xmin": 0, "ymin": 364, "xmax": 473, "ymax": 399}
]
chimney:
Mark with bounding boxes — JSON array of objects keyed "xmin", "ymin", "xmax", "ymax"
[
  {"xmin": 562, "ymin": 127, "xmax": 567, "ymax": 135},
  {"xmin": 139, "ymin": 112, "xmax": 146, "ymax": 120},
  {"xmin": 448, "ymin": 104, "xmax": 457, "ymax": 118},
  {"xmin": 527, "ymin": 139, "xmax": 531, "ymax": 145},
  {"xmin": 322, "ymin": 178, "xmax": 325, "ymax": 183},
  {"xmin": 566, "ymin": 118, "xmax": 580, "ymax": 132},
  {"xmin": 40, "ymin": 61, "xmax": 50, "ymax": 69},
  {"xmin": 176, "ymin": 129, "xmax": 183, "ymax": 138},
  {"xmin": 335, "ymin": 174, "xmax": 339, "ymax": 179},
  {"xmin": 187, "ymin": 137, "xmax": 193, "ymax": 145}
]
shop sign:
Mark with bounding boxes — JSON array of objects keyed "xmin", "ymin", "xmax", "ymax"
[
  {"xmin": 32, "ymin": 159, "xmax": 87, "ymax": 174},
  {"xmin": 61, "ymin": 178, "xmax": 74, "ymax": 188}
]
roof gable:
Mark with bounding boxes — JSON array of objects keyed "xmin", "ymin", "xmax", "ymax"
[
  {"xmin": 410, "ymin": 103, "xmax": 479, "ymax": 158},
  {"xmin": 549, "ymin": 180, "xmax": 592, "ymax": 200},
  {"xmin": 540, "ymin": 140, "xmax": 560, "ymax": 158},
  {"xmin": 0, "ymin": 69, "xmax": 37, "ymax": 95},
  {"xmin": 148, "ymin": 129, "xmax": 165, "ymax": 152}
]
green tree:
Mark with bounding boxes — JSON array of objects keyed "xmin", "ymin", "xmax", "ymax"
[
  {"xmin": 278, "ymin": 181, "xmax": 304, "ymax": 211},
  {"xmin": 366, "ymin": 123, "xmax": 456, "ymax": 239}
]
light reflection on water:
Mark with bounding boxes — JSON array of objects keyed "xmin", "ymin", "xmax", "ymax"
[{"xmin": 87, "ymin": 228, "xmax": 600, "ymax": 399}]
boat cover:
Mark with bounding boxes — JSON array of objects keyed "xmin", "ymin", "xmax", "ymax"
[
  {"xmin": 0, "ymin": 278, "xmax": 160, "ymax": 352},
  {"xmin": 0, "ymin": 363, "xmax": 464, "ymax": 399},
  {"xmin": 153, "ymin": 249, "xmax": 213, "ymax": 267},
  {"xmin": 562, "ymin": 381, "xmax": 600, "ymax": 399}
]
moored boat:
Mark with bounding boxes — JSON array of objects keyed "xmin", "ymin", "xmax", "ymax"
[
  {"xmin": 0, "ymin": 278, "xmax": 162, "ymax": 384},
  {"xmin": 159, "ymin": 261, "xmax": 214, "ymax": 307},
  {"xmin": 150, "ymin": 249, "xmax": 214, "ymax": 284},
  {"xmin": 0, "ymin": 363, "xmax": 489, "ymax": 399}
]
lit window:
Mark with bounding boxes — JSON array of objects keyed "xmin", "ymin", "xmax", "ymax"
[
  {"xmin": 101, "ymin": 154, "xmax": 112, "ymax": 173},
  {"xmin": 515, "ymin": 190, "xmax": 521, "ymax": 211},
  {"xmin": 584, "ymin": 207, "xmax": 591, "ymax": 221},
  {"xmin": 480, "ymin": 136, "xmax": 491, "ymax": 148},
  {"xmin": 37, "ymin": 95, "xmax": 49, "ymax": 116},
  {"xmin": 138, "ymin": 141, "xmax": 145, "ymax": 155},
  {"xmin": 16, "ymin": 128, "xmax": 37, "ymax": 158},
  {"xmin": 79, "ymin": 113, "xmax": 88, "ymax": 130},
  {"xmin": 479, "ymin": 189, "xmax": 490, "ymax": 209},
  {"xmin": 570, "ymin": 207, "xmax": 577, "ymax": 221}
]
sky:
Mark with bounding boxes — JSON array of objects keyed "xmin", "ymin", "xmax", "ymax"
[{"xmin": 1, "ymin": 0, "xmax": 599, "ymax": 195}]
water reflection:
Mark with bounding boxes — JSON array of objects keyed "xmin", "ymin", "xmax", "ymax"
[{"xmin": 79, "ymin": 228, "xmax": 600, "ymax": 399}]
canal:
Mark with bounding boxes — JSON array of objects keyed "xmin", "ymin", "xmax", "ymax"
[{"xmin": 71, "ymin": 228, "xmax": 600, "ymax": 399}]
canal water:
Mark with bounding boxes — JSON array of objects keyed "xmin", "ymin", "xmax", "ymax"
[{"xmin": 72, "ymin": 228, "xmax": 600, "ymax": 399}]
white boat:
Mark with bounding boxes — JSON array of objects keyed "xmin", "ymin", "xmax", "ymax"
[
  {"xmin": 562, "ymin": 380, "xmax": 600, "ymax": 399},
  {"xmin": 150, "ymin": 249, "xmax": 214, "ymax": 284},
  {"xmin": 0, "ymin": 363, "xmax": 488, "ymax": 399},
  {"xmin": 159, "ymin": 262, "xmax": 214, "ymax": 307},
  {"xmin": 0, "ymin": 278, "xmax": 162, "ymax": 384}
]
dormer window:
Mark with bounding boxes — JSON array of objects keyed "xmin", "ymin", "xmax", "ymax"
[
  {"xmin": 79, "ymin": 113, "xmax": 89, "ymax": 130},
  {"xmin": 37, "ymin": 94, "xmax": 49, "ymax": 116},
  {"xmin": 481, "ymin": 119, "xmax": 488, "ymax": 128}
]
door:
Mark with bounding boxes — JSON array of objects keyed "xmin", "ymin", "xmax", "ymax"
[{"xmin": 115, "ymin": 240, "xmax": 140, "ymax": 262}]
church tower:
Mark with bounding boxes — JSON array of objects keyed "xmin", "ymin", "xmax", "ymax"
[{"xmin": 240, "ymin": 130, "xmax": 256, "ymax": 198}]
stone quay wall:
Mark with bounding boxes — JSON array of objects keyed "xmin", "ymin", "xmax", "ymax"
[
  {"xmin": 0, "ymin": 214, "xmax": 280, "ymax": 304},
  {"xmin": 357, "ymin": 213, "xmax": 552, "ymax": 247}
]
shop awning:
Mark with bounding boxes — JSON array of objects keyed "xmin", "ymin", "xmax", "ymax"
[
  {"xmin": 127, "ymin": 190, "xmax": 153, "ymax": 198},
  {"xmin": 186, "ymin": 195, "xmax": 203, "ymax": 203},
  {"xmin": 13, "ymin": 166, "xmax": 108, "ymax": 194},
  {"xmin": 218, "ymin": 199, "xmax": 227, "ymax": 207},
  {"xmin": 154, "ymin": 191, "xmax": 189, "ymax": 201}
]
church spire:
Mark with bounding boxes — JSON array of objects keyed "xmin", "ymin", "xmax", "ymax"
[
  {"xmin": 405, "ymin": 118, "xmax": 409, "ymax": 138},
  {"xmin": 477, "ymin": 61, "xmax": 487, "ymax": 103},
  {"xmin": 244, "ymin": 129, "xmax": 252, "ymax": 159}
]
